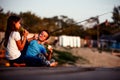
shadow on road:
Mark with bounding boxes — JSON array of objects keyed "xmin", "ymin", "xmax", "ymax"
[{"xmin": 0, "ymin": 66, "xmax": 120, "ymax": 80}]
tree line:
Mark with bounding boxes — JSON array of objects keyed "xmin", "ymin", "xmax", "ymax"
[{"xmin": 0, "ymin": 6, "xmax": 120, "ymax": 40}]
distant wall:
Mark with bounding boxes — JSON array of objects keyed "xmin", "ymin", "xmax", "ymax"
[
  {"xmin": 0, "ymin": 32, "xmax": 5, "ymax": 49},
  {"xmin": 0, "ymin": 32, "xmax": 5, "ymax": 42},
  {"xmin": 59, "ymin": 35, "xmax": 81, "ymax": 48}
]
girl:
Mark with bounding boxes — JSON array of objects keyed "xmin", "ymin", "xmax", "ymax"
[{"xmin": 4, "ymin": 15, "xmax": 28, "ymax": 66}]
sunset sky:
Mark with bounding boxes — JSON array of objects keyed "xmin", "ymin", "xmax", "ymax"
[{"xmin": 0, "ymin": 0, "xmax": 120, "ymax": 23}]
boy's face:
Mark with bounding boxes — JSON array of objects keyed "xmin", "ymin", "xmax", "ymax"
[{"xmin": 38, "ymin": 31, "xmax": 48, "ymax": 42}]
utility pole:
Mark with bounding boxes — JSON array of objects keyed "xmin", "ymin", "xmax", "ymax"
[
  {"xmin": 87, "ymin": 16, "xmax": 100, "ymax": 48},
  {"xmin": 96, "ymin": 16, "xmax": 100, "ymax": 48}
]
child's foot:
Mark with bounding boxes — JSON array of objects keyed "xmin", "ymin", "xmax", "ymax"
[
  {"xmin": 13, "ymin": 63, "xmax": 26, "ymax": 67},
  {"xmin": 50, "ymin": 62, "xmax": 58, "ymax": 67}
]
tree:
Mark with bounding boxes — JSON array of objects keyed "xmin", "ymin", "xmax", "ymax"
[
  {"xmin": 112, "ymin": 6, "xmax": 120, "ymax": 26},
  {"xmin": 19, "ymin": 12, "xmax": 42, "ymax": 33},
  {"xmin": 0, "ymin": 7, "xmax": 8, "ymax": 31}
]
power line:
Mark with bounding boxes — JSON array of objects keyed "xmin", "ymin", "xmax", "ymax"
[
  {"xmin": 50, "ymin": 11, "xmax": 113, "ymax": 34},
  {"xmin": 76, "ymin": 11, "xmax": 112, "ymax": 24}
]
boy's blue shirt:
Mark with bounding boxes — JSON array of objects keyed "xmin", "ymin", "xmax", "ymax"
[{"xmin": 26, "ymin": 40, "xmax": 47, "ymax": 57}]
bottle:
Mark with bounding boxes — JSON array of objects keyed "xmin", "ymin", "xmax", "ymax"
[
  {"xmin": 48, "ymin": 45, "xmax": 52, "ymax": 50},
  {"xmin": 19, "ymin": 27, "xmax": 25, "ymax": 31},
  {"xmin": 45, "ymin": 44, "xmax": 52, "ymax": 53},
  {"xmin": 19, "ymin": 27, "xmax": 25, "ymax": 35}
]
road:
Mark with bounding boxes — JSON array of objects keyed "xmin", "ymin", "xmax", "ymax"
[{"xmin": 0, "ymin": 67, "xmax": 120, "ymax": 80}]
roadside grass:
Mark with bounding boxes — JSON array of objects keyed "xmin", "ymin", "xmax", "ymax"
[{"xmin": 53, "ymin": 49, "xmax": 89, "ymax": 65}]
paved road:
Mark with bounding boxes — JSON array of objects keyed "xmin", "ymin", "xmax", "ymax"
[{"xmin": 0, "ymin": 67, "xmax": 120, "ymax": 80}]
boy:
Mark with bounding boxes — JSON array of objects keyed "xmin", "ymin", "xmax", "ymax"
[{"xmin": 25, "ymin": 30, "xmax": 57, "ymax": 67}]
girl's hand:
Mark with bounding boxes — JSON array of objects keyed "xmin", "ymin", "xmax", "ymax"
[{"xmin": 23, "ymin": 29, "xmax": 29, "ymax": 38}]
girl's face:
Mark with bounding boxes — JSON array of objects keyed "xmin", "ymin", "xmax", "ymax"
[
  {"xmin": 14, "ymin": 20, "xmax": 21, "ymax": 30},
  {"xmin": 38, "ymin": 31, "xmax": 48, "ymax": 42}
]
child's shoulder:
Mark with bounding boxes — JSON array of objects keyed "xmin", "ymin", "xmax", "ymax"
[
  {"xmin": 11, "ymin": 31, "xmax": 20, "ymax": 36},
  {"xmin": 32, "ymin": 40, "xmax": 37, "ymax": 42},
  {"xmin": 30, "ymin": 40, "xmax": 38, "ymax": 44},
  {"xmin": 12, "ymin": 31, "xmax": 19, "ymax": 34}
]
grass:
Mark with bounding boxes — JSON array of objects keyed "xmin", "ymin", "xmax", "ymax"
[{"xmin": 53, "ymin": 49, "xmax": 80, "ymax": 65}]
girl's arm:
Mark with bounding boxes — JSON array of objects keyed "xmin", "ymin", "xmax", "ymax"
[{"xmin": 16, "ymin": 30, "xmax": 28, "ymax": 51}]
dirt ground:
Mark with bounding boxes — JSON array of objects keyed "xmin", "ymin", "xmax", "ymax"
[{"xmin": 55, "ymin": 46, "xmax": 120, "ymax": 68}]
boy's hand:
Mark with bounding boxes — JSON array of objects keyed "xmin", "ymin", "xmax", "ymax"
[
  {"xmin": 48, "ymin": 45, "xmax": 53, "ymax": 53},
  {"xmin": 33, "ymin": 34, "xmax": 38, "ymax": 40}
]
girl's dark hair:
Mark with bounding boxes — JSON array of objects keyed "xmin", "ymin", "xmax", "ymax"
[
  {"xmin": 39, "ymin": 30, "xmax": 50, "ymax": 40},
  {"xmin": 4, "ymin": 15, "xmax": 21, "ymax": 47}
]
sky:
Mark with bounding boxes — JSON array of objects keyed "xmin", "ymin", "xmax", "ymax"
[{"xmin": 0, "ymin": 0, "xmax": 120, "ymax": 23}]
